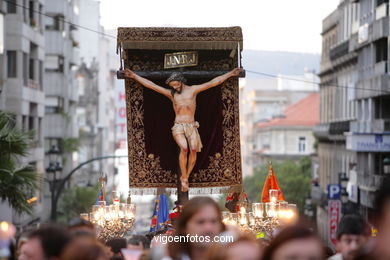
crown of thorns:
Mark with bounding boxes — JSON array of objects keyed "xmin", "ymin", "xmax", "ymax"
[{"xmin": 165, "ymin": 72, "xmax": 187, "ymax": 85}]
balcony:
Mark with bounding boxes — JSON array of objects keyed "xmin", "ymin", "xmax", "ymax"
[
  {"xmin": 43, "ymin": 114, "xmax": 67, "ymax": 138},
  {"xmin": 373, "ymin": 16, "xmax": 389, "ymax": 41},
  {"xmin": 329, "ymin": 40, "xmax": 349, "ymax": 61},
  {"xmin": 350, "ymin": 121, "xmax": 371, "ymax": 133},
  {"xmin": 358, "ymin": 174, "xmax": 384, "ymax": 191},
  {"xmin": 356, "ymin": 74, "xmax": 390, "ymax": 99},
  {"xmin": 329, "ymin": 121, "xmax": 350, "ymax": 135},
  {"xmin": 375, "ymin": 3, "xmax": 389, "ymax": 20},
  {"xmin": 314, "ymin": 123, "xmax": 330, "ymax": 140},
  {"xmin": 374, "ymin": 60, "xmax": 388, "ymax": 75},
  {"xmin": 373, "ymin": 119, "xmax": 390, "ymax": 132}
]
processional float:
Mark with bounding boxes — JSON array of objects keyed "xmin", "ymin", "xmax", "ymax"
[{"xmin": 116, "ymin": 27, "xmax": 245, "ymax": 203}]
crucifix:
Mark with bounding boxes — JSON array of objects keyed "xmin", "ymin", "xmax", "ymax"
[{"xmin": 123, "ymin": 68, "xmax": 242, "ymax": 193}]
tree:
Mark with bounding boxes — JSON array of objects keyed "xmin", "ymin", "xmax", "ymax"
[
  {"xmin": 243, "ymin": 157, "xmax": 312, "ymax": 213},
  {"xmin": 58, "ymin": 184, "xmax": 100, "ymax": 223},
  {"xmin": 0, "ymin": 111, "xmax": 40, "ymax": 214}
]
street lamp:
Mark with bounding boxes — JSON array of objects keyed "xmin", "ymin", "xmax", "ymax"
[
  {"xmin": 304, "ymin": 195, "xmax": 314, "ymax": 218},
  {"xmin": 46, "ymin": 145, "xmax": 62, "ymax": 221},
  {"xmin": 47, "ymin": 145, "xmax": 60, "ymax": 164}
]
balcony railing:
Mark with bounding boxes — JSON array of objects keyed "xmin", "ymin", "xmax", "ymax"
[
  {"xmin": 329, "ymin": 40, "xmax": 349, "ymax": 60},
  {"xmin": 329, "ymin": 121, "xmax": 350, "ymax": 135}
]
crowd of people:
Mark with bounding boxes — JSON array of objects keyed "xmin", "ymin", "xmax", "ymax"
[{"xmin": 5, "ymin": 175, "xmax": 390, "ymax": 260}]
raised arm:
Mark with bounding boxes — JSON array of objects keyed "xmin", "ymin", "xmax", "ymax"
[
  {"xmin": 123, "ymin": 69, "xmax": 172, "ymax": 99},
  {"xmin": 192, "ymin": 68, "xmax": 242, "ymax": 94}
]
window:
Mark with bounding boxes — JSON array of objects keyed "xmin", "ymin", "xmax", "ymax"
[
  {"xmin": 38, "ymin": 4, "xmax": 43, "ymax": 32},
  {"xmin": 298, "ymin": 137, "xmax": 306, "ymax": 153},
  {"xmin": 375, "ymin": 38, "xmax": 388, "ymax": 63},
  {"xmin": 7, "ymin": 51, "xmax": 17, "ymax": 78},
  {"xmin": 28, "ymin": 116, "xmax": 34, "ymax": 131},
  {"xmin": 29, "ymin": 43, "xmax": 38, "ymax": 82},
  {"xmin": 29, "ymin": 58, "xmax": 34, "ymax": 80},
  {"xmin": 45, "ymin": 97, "xmax": 64, "ymax": 114},
  {"xmin": 23, "ymin": 0, "xmax": 28, "ymax": 23},
  {"xmin": 29, "ymin": 1, "xmax": 35, "ymax": 27},
  {"xmin": 39, "ymin": 61, "xmax": 43, "ymax": 89},
  {"xmin": 22, "ymin": 115, "xmax": 28, "ymax": 131},
  {"xmin": 45, "ymin": 14, "xmax": 65, "ymax": 31},
  {"xmin": 23, "ymin": 52, "xmax": 28, "ymax": 86},
  {"xmin": 377, "ymin": 0, "xmax": 389, "ymax": 7},
  {"xmin": 7, "ymin": 0, "xmax": 17, "ymax": 13}
]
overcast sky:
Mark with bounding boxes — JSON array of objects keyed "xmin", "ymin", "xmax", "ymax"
[{"xmin": 100, "ymin": 0, "xmax": 339, "ymax": 54}]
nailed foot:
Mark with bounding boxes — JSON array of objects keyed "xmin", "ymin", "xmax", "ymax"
[{"xmin": 180, "ymin": 177, "xmax": 189, "ymax": 192}]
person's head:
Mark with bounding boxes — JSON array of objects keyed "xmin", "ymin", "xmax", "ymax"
[
  {"xmin": 61, "ymin": 237, "xmax": 110, "ymax": 260},
  {"xmin": 168, "ymin": 196, "xmax": 224, "ymax": 258},
  {"xmin": 68, "ymin": 217, "xmax": 95, "ymax": 234},
  {"xmin": 206, "ymin": 233, "xmax": 262, "ymax": 260},
  {"xmin": 18, "ymin": 225, "xmax": 71, "ymax": 260},
  {"xmin": 262, "ymin": 223, "xmax": 325, "ymax": 260},
  {"xmin": 127, "ymin": 235, "xmax": 150, "ymax": 250},
  {"xmin": 106, "ymin": 237, "xmax": 127, "ymax": 256},
  {"xmin": 166, "ymin": 72, "xmax": 187, "ymax": 94},
  {"xmin": 336, "ymin": 214, "xmax": 369, "ymax": 260}
]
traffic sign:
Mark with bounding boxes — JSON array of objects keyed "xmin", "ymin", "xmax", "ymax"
[{"xmin": 327, "ymin": 184, "xmax": 341, "ymax": 200}]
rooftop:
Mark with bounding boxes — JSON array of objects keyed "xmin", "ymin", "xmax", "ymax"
[{"xmin": 257, "ymin": 93, "xmax": 320, "ymax": 128}]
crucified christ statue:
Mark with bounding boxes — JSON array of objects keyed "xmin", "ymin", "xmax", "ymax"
[{"xmin": 123, "ymin": 68, "xmax": 242, "ymax": 192}]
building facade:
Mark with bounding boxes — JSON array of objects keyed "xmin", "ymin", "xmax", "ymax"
[
  {"xmin": 316, "ymin": 0, "xmax": 390, "ymax": 244},
  {"xmin": 42, "ymin": 0, "xmax": 80, "ymax": 219},
  {"xmin": 77, "ymin": 0, "xmax": 117, "ymax": 189},
  {"xmin": 0, "ymin": 0, "xmax": 45, "ymax": 228},
  {"xmin": 255, "ymin": 93, "xmax": 320, "ymax": 165},
  {"xmin": 240, "ymin": 72, "xmax": 319, "ymax": 176}
]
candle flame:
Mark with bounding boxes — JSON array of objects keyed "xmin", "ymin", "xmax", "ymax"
[{"xmin": 0, "ymin": 221, "xmax": 9, "ymax": 231}]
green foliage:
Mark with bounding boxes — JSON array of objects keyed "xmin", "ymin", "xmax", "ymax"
[
  {"xmin": 58, "ymin": 184, "xmax": 100, "ymax": 223},
  {"xmin": 0, "ymin": 111, "xmax": 41, "ymax": 215},
  {"xmin": 60, "ymin": 137, "xmax": 80, "ymax": 165},
  {"xmin": 61, "ymin": 138, "xmax": 80, "ymax": 153},
  {"xmin": 243, "ymin": 157, "xmax": 312, "ymax": 214}
]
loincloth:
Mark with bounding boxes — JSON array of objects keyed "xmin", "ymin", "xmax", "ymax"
[{"xmin": 171, "ymin": 121, "xmax": 203, "ymax": 152}]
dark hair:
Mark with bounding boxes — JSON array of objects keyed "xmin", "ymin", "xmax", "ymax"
[
  {"xmin": 68, "ymin": 217, "xmax": 95, "ymax": 230},
  {"xmin": 106, "ymin": 237, "xmax": 127, "ymax": 254},
  {"xmin": 262, "ymin": 223, "xmax": 324, "ymax": 260},
  {"xmin": 336, "ymin": 214, "xmax": 369, "ymax": 239},
  {"xmin": 375, "ymin": 175, "xmax": 390, "ymax": 219},
  {"xmin": 165, "ymin": 72, "xmax": 187, "ymax": 85},
  {"xmin": 27, "ymin": 225, "xmax": 71, "ymax": 258},
  {"xmin": 168, "ymin": 196, "xmax": 224, "ymax": 259},
  {"xmin": 61, "ymin": 238, "xmax": 109, "ymax": 260},
  {"xmin": 128, "ymin": 235, "xmax": 150, "ymax": 249}
]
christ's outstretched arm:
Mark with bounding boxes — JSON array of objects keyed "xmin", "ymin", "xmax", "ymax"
[
  {"xmin": 124, "ymin": 69, "xmax": 172, "ymax": 99},
  {"xmin": 192, "ymin": 68, "xmax": 242, "ymax": 94}
]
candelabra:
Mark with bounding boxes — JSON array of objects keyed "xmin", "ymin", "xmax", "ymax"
[
  {"xmin": 222, "ymin": 189, "xmax": 298, "ymax": 239},
  {"xmin": 81, "ymin": 177, "xmax": 136, "ymax": 241}
]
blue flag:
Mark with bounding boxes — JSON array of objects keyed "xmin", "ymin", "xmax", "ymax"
[
  {"xmin": 95, "ymin": 189, "xmax": 104, "ymax": 205},
  {"xmin": 150, "ymin": 194, "xmax": 169, "ymax": 232}
]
